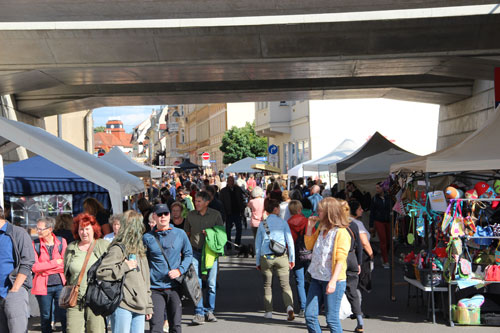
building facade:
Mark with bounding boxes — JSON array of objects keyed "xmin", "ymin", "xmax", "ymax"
[
  {"xmin": 177, "ymin": 102, "xmax": 255, "ymax": 172},
  {"xmin": 255, "ymin": 101, "xmax": 311, "ymax": 173},
  {"xmin": 94, "ymin": 119, "xmax": 133, "ymax": 154}
]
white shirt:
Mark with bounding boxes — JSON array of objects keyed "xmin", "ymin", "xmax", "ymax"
[{"xmin": 308, "ymin": 228, "xmax": 338, "ymax": 282}]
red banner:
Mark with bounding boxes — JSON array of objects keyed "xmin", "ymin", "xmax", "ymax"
[{"xmin": 496, "ymin": 68, "xmax": 500, "ymax": 108}]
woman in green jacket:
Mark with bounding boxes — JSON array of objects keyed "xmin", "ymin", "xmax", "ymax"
[{"xmin": 96, "ymin": 210, "xmax": 153, "ymax": 333}]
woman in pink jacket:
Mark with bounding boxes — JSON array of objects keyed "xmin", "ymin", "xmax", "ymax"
[
  {"xmin": 247, "ymin": 186, "xmax": 265, "ymax": 239},
  {"xmin": 32, "ymin": 217, "xmax": 67, "ymax": 333}
]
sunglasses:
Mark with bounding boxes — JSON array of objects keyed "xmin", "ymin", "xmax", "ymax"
[{"xmin": 157, "ymin": 212, "xmax": 170, "ymax": 217}]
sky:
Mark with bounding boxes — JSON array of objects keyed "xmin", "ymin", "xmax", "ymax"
[
  {"xmin": 93, "ymin": 105, "xmax": 162, "ymax": 132},
  {"xmin": 309, "ymin": 99, "xmax": 440, "ymax": 157}
]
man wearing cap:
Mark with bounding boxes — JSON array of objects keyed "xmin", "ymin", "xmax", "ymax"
[
  {"xmin": 143, "ymin": 204, "xmax": 193, "ymax": 333},
  {"xmin": 184, "ymin": 191, "xmax": 224, "ymax": 325}
]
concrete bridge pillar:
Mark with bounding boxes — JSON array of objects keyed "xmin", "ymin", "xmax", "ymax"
[
  {"xmin": 0, "ymin": 94, "xmax": 29, "ymax": 163},
  {"xmin": 437, "ymin": 80, "xmax": 495, "ymax": 150}
]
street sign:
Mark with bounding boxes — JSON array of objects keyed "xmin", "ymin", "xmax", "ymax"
[
  {"xmin": 256, "ymin": 156, "xmax": 267, "ymax": 162},
  {"xmin": 268, "ymin": 144, "xmax": 278, "ymax": 155},
  {"xmin": 269, "ymin": 154, "xmax": 279, "ymax": 163},
  {"xmin": 209, "ymin": 160, "xmax": 216, "ymax": 163},
  {"xmin": 202, "ymin": 152, "xmax": 210, "ymax": 160},
  {"xmin": 202, "ymin": 159, "xmax": 210, "ymax": 167}
]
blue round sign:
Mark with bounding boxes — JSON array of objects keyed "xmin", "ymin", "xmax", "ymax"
[{"xmin": 268, "ymin": 144, "xmax": 278, "ymax": 155}]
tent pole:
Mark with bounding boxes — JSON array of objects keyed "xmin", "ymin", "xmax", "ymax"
[{"xmin": 424, "ymin": 172, "xmax": 437, "ymax": 324}]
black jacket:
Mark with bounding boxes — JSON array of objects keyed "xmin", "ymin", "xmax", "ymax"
[
  {"xmin": 369, "ymin": 194, "xmax": 391, "ymax": 227},
  {"xmin": 220, "ymin": 185, "xmax": 245, "ymax": 217}
]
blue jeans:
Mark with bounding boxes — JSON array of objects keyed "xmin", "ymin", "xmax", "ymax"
[
  {"xmin": 35, "ymin": 284, "xmax": 66, "ymax": 333},
  {"xmin": 192, "ymin": 250, "xmax": 218, "ymax": 315},
  {"xmin": 305, "ymin": 278, "xmax": 346, "ymax": 333},
  {"xmin": 293, "ymin": 262, "xmax": 310, "ymax": 310},
  {"xmin": 110, "ymin": 306, "xmax": 145, "ymax": 333}
]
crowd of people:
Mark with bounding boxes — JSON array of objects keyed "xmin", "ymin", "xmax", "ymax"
[{"xmin": 0, "ymin": 170, "xmax": 390, "ymax": 333}]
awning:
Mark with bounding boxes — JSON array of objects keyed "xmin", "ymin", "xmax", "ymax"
[
  {"xmin": 0, "ymin": 117, "xmax": 144, "ymax": 213},
  {"xmin": 251, "ymin": 164, "xmax": 281, "ymax": 174}
]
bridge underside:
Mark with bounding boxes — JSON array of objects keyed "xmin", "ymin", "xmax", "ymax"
[{"xmin": 1, "ymin": 12, "xmax": 500, "ymax": 117}]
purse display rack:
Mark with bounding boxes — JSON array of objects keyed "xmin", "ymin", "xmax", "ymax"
[{"xmin": 444, "ymin": 198, "xmax": 500, "ymax": 327}]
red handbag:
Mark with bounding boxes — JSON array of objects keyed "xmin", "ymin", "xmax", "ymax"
[{"xmin": 485, "ymin": 265, "xmax": 500, "ymax": 281}]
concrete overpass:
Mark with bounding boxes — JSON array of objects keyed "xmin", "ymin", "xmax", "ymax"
[{"xmin": 1, "ymin": 1, "xmax": 500, "ymax": 149}]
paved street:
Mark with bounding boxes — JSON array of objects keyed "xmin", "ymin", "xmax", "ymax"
[{"xmin": 29, "ymin": 229, "xmax": 498, "ymax": 332}]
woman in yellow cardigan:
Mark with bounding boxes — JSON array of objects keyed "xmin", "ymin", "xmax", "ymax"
[{"xmin": 304, "ymin": 197, "xmax": 351, "ymax": 333}]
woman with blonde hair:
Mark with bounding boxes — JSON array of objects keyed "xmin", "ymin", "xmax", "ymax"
[
  {"xmin": 96, "ymin": 210, "xmax": 153, "ymax": 333},
  {"xmin": 304, "ymin": 197, "xmax": 351, "ymax": 333},
  {"xmin": 54, "ymin": 213, "xmax": 75, "ymax": 243}
]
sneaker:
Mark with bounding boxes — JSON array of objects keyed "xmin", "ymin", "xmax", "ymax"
[
  {"xmin": 163, "ymin": 320, "xmax": 169, "ymax": 332},
  {"xmin": 206, "ymin": 312, "xmax": 217, "ymax": 322},
  {"xmin": 264, "ymin": 311, "xmax": 272, "ymax": 319},
  {"xmin": 298, "ymin": 309, "xmax": 305, "ymax": 318},
  {"xmin": 192, "ymin": 314, "xmax": 205, "ymax": 325},
  {"xmin": 354, "ymin": 325, "xmax": 364, "ymax": 333},
  {"xmin": 286, "ymin": 305, "xmax": 295, "ymax": 321},
  {"xmin": 382, "ymin": 262, "xmax": 390, "ymax": 269}
]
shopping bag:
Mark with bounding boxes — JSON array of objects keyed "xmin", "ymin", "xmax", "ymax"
[{"xmin": 339, "ymin": 294, "xmax": 352, "ymax": 320}]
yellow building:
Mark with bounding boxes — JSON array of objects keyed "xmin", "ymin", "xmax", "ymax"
[{"xmin": 178, "ymin": 103, "xmax": 255, "ymax": 172}]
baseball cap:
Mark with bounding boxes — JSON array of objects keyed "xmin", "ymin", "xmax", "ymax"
[{"xmin": 154, "ymin": 204, "xmax": 170, "ymax": 215}]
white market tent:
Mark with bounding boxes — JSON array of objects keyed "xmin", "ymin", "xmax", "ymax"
[
  {"xmin": 329, "ymin": 132, "xmax": 410, "ymax": 174},
  {"xmin": 302, "ymin": 139, "xmax": 359, "ymax": 172},
  {"xmin": 391, "ymin": 109, "xmax": 500, "ymax": 173},
  {"xmin": 101, "ymin": 147, "xmax": 161, "ymax": 178},
  {"xmin": 287, "ymin": 162, "xmax": 318, "ymax": 178},
  {"xmin": 0, "ymin": 117, "xmax": 145, "ymax": 213},
  {"xmin": 339, "ymin": 148, "xmax": 419, "ymax": 181},
  {"xmin": 224, "ymin": 157, "xmax": 263, "ymax": 174}
]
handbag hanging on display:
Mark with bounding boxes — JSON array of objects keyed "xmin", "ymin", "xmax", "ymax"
[
  {"xmin": 263, "ymin": 220, "xmax": 287, "ymax": 256},
  {"xmin": 153, "ymin": 233, "xmax": 202, "ymax": 305},
  {"xmin": 59, "ymin": 240, "xmax": 96, "ymax": 309}
]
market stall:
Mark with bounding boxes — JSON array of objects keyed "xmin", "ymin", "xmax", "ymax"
[
  {"xmin": 100, "ymin": 147, "xmax": 161, "ymax": 178},
  {"xmin": 0, "ymin": 116, "xmax": 145, "ymax": 214},
  {"xmin": 329, "ymin": 131, "xmax": 411, "ymax": 174},
  {"xmin": 223, "ymin": 157, "xmax": 263, "ymax": 175},
  {"xmin": 390, "ymin": 109, "xmax": 500, "ymax": 326},
  {"xmin": 3, "ymin": 155, "xmax": 110, "ymax": 228},
  {"xmin": 302, "ymin": 138, "xmax": 359, "ymax": 172}
]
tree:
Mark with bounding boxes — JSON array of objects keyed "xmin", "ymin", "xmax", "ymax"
[
  {"xmin": 94, "ymin": 126, "xmax": 106, "ymax": 133},
  {"xmin": 219, "ymin": 122, "xmax": 267, "ymax": 164}
]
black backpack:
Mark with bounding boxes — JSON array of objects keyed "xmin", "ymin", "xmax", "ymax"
[
  {"xmin": 295, "ymin": 226, "xmax": 313, "ymax": 263},
  {"xmin": 85, "ymin": 244, "xmax": 127, "ymax": 317}
]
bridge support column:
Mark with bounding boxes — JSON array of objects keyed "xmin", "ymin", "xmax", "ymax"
[
  {"xmin": 437, "ymin": 80, "xmax": 495, "ymax": 150},
  {"xmin": 0, "ymin": 95, "xmax": 29, "ymax": 162}
]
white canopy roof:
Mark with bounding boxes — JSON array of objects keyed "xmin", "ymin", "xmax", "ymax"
[
  {"xmin": 339, "ymin": 149, "xmax": 418, "ymax": 181},
  {"xmin": 391, "ymin": 109, "xmax": 500, "ymax": 173},
  {"xmin": 287, "ymin": 161, "xmax": 318, "ymax": 178},
  {"xmin": 224, "ymin": 157, "xmax": 263, "ymax": 174},
  {"xmin": 302, "ymin": 139, "xmax": 359, "ymax": 172},
  {"xmin": 101, "ymin": 147, "xmax": 161, "ymax": 178},
  {"xmin": 329, "ymin": 132, "xmax": 410, "ymax": 174},
  {"xmin": 0, "ymin": 117, "xmax": 145, "ymax": 213}
]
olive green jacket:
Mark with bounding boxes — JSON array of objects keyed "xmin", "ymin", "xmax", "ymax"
[{"xmin": 96, "ymin": 244, "xmax": 153, "ymax": 315}]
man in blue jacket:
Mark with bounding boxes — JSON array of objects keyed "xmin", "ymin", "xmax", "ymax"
[
  {"xmin": 144, "ymin": 204, "xmax": 193, "ymax": 333},
  {"xmin": 0, "ymin": 206, "xmax": 35, "ymax": 332}
]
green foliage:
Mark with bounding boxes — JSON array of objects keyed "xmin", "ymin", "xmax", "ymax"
[
  {"xmin": 219, "ymin": 122, "xmax": 267, "ymax": 164},
  {"xmin": 94, "ymin": 126, "xmax": 106, "ymax": 133}
]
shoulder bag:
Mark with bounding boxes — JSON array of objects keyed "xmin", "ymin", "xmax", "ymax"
[
  {"xmin": 263, "ymin": 220, "xmax": 287, "ymax": 256},
  {"xmin": 59, "ymin": 240, "xmax": 96, "ymax": 309},
  {"xmin": 153, "ymin": 233, "xmax": 202, "ymax": 305}
]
